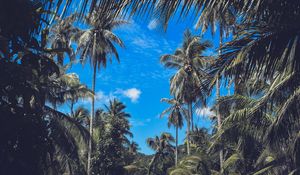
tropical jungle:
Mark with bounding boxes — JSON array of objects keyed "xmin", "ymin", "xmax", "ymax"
[{"xmin": 1, "ymin": 0, "xmax": 300, "ymax": 175}]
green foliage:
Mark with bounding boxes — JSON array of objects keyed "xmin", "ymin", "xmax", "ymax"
[
  {"xmin": 92, "ymin": 99, "xmax": 134, "ymax": 174},
  {"xmin": 169, "ymin": 156, "xmax": 211, "ymax": 175},
  {"xmin": 147, "ymin": 133, "xmax": 176, "ymax": 175},
  {"xmin": 3, "ymin": 1, "xmax": 300, "ymax": 175}
]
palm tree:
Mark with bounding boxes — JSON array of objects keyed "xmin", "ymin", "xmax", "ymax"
[
  {"xmin": 45, "ymin": 106, "xmax": 90, "ymax": 174},
  {"xmin": 208, "ymin": 93, "xmax": 274, "ymax": 174},
  {"xmin": 169, "ymin": 156, "xmax": 211, "ymax": 175},
  {"xmin": 160, "ymin": 29, "xmax": 212, "ymax": 155},
  {"xmin": 75, "ymin": 9, "xmax": 126, "ymax": 174},
  {"xmin": 45, "ymin": 72, "xmax": 93, "ymax": 115},
  {"xmin": 59, "ymin": 73, "xmax": 93, "ymax": 116},
  {"xmin": 190, "ymin": 126, "xmax": 210, "ymax": 150},
  {"xmin": 146, "ymin": 132, "xmax": 175, "ymax": 175},
  {"xmin": 105, "ymin": 99, "xmax": 131, "ymax": 119},
  {"xmin": 68, "ymin": 106, "xmax": 91, "ymax": 170},
  {"xmin": 206, "ymin": 77, "xmax": 300, "ymax": 174},
  {"xmin": 92, "ymin": 99, "xmax": 133, "ymax": 174},
  {"xmin": 160, "ymin": 98, "xmax": 185, "ymax": 166},
  {"xmin": 72, "ymin": 106, "xmax": 90, "ymax": 127},
  {"xmin": 104, "ymin": 99, "xmax": 133, "ymax": 142},
  {"xmin": 215, "ymin": 35, "xmax": 224, "ymax": 172},
  {"xmin": 48, "ymin": 14, "xmax": 78, "ymax": 66}
]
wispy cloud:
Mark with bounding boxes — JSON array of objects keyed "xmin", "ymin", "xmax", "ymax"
[
  {"xmin": 147, "ymin": 19, "xmax": 159, "ymax": 30},
  {"xmin": 95, "ymin": 91, "xmax": 116, "ymax": 104},
  {"xmin": 130, "ymin": 117, "xmax": 152, "ymax": 127},
  {"xmin": 130, "ymin": 119, "xmax": 146, "ymax": 126},
  {"xmin": 132, "ymin": 37, "xmax": 158, "ymax": 49},
  {"xmin": 81, "ymin": 90, "xmax": 116, "ymax": 106},
  {"xmin": 117, "ymin": 20, "xmax": 174, "ymax": 55},
  {"xmin": 195, "ymin": 107, "xmax": 215, "ymax": 118},
  {"xmin": 81, "ymin": 88, "xmax": 142, "ymax": 106},
  {"xmin": 115, "ymin": 88, "xmax": 142, "ymax": 103}
]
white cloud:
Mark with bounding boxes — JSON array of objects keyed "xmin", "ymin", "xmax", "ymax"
[
  {"xmin": 95, "ymin": 91, "xmax": 108, "ymax": 101},
  {"xmin": 115, "ymin": 88, "xmax": 142, "ymax": 103},
  {"xmin": 117, "ymin": 19, "xmax": 174, "ymax": 54},
  {"xmin": 132, "ymin": 38, "xmax": 155, "ymax": 49},
  {"xmin": 130, "ymin": 119, "xmax": 145, "ymax": 126},
  {"xmin": 123, "ymin": 88, "xmax": 141, "ymax": 102},
  {"xmin": 147, "ymin": 19, "xmax": 159, "ymax": 30},
  {"xmin": 130, "ymin": 117, "xmax": 152, "ymax": 127},
  {"xmin": 81, "ymin": 90, "xmax": 116, "ymax": 106},
  {"xmin": 196, "ymin": 107, "xmax": 215, "ymax": 118},
  {"xmin": 81, "ymin": 88, "xmax": 142, "ymax": 106}
]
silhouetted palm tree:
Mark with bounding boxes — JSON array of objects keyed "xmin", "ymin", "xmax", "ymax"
[
  {"xmin": 146, "ymin": 132, "xmax": 175, "ymax": 175},
  {"xmin": 160, "ymin": 98, "xmax": 185, "ymax": 166},
  {"xmin": 75, "ymin": 9, "xmax": 126, "ymax": 174},
  {"xmin": 160, "ymin": 29, "xmax": 211, "ymax": 155}
]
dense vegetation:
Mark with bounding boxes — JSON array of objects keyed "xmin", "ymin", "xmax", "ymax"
[{"xmin": 1, "ymin": 0, "xmax": 300, "ymax": 175}]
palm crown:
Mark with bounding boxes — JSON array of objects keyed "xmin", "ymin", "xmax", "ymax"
[
  {"xmin": 160, "ymin": 29, "xmax": 211, "ymax": 104},
  {"xmin": 76, "ymin": 10, "xmax": 126, "ymax": 69}
]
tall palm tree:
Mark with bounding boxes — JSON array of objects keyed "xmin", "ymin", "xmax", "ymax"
[
  {"xmin": 215, "ymin": 31, "xmax": 224, "ymax": 172},
  {"xmin": 146, "ymin": 132, "xmax": 175, "ymax": 175},
  {"xmin": 75, "ymin": 9, "xmax": 126, "ymax": 174},
  {"xmin": 160, "ymin": 98, "xmax": 185, "ymax": 166},
  {"xmin": 160, "ymin": 29, "xmax": 212, "ymax": 155}
]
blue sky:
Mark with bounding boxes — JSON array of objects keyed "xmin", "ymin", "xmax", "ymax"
[{"xmin": 59, "ymin": 14, "xmax": 231, "ymax": 155}]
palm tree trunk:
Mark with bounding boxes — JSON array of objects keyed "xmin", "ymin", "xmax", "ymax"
[
  {"xmin": 217, "ymin": 28, "xmax": 224, "ymax": 172},
  {"xmin": 148, "ymin": 151, "xmax": 159, "ymax": 175},
  {"xmin": 87, "ymin": 63, "xmax": 96, "ymax": 175},
  {"xmin": 70, "ymin": 100, "xmax": 74, "ymax": 116},
  {"xmin": 190, "ymin": 102, "xmax": 194, "ymax": 132},
  {"xmin": 175, "ymin": 125, "xmax": 178, "ymax": 166},
  {"xmin": 187, "ymin": 102, "xmax": 191, "ymax": 155}
]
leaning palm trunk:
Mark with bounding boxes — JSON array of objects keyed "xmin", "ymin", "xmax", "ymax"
[
  {"xmin": 87, "ymin": 33, "xmax": 97, "ymax": 175},
  {"xmin": 148, "ymin": 151, "xmax": 160, "ymax": 175},
  {"xmin": 187, "ymin": 102, "xmax": 192, "ymax": 155},
  {"xmin": 217, "ymin": 30, "xmax": 224, "ymax": 172},
  {"xmin": 175, "ymin": 125, "xmax": 178, "ymax": 166}
]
